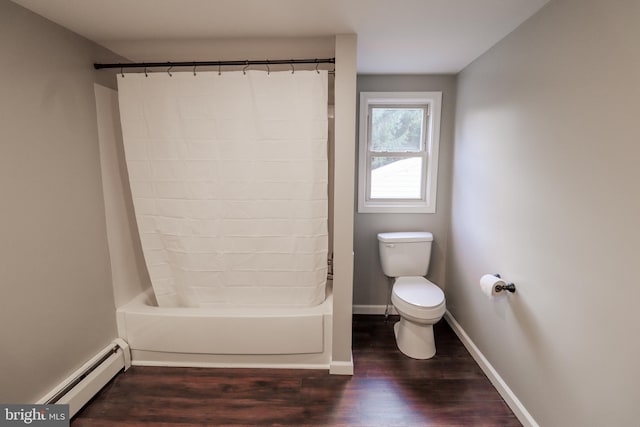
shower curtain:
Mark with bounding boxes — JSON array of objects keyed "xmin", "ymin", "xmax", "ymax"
[{"xmin": 117, "ymin": 70, "xmax": 328, "ymax": 308}]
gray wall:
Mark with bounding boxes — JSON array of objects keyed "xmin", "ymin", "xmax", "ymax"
[
  {"xmin": 448, "ymin": 0, "xmax": 640, "ymax": 425},
  {"xmin": 0, "ymin": 0, "xmax": 125, "ymax": 403},
  {"xmin": 353, "ymin": 75, "xmax": 456, "ymax": 308}
]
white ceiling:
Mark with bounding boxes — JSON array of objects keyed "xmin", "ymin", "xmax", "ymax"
[{"xmin": 12, "ymin": 0, "xmax": 550, "ymax": 73}]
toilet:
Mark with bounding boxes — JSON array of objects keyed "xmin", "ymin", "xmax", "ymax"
[{"xmin": 377, "ymin": 231, "xmax": 446, "ymax": 359}]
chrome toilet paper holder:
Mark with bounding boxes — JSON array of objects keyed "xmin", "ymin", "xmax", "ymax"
[{"xmin": 493, "ymin": 274, "xmax": 517, "ymax": 293}]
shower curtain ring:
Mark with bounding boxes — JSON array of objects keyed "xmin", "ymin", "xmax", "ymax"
[
  {"xmin": 120, "ymin": 65, "xmax": 124, "ymax": 78},
  {"xmin": 193, "ymin": 62, "xmax": 197, "ymax": 76},
  {"xmin": 290, "ymin": 61, "xmax": 295, "ymax": 74},
  {"xmin": 315, "ymin": 59, "xmax": 320, "ymax": 74},
  {"xmin": 266, "ymin": 60, "xmax": 270, "ymax": 75},
  {"xmin": 144, "ymin": 64, "xmax": 148, "ymax": 77},
  {"xmin": 218, "ymin": 63, "xmax": 221, "ymax": 76},
  {"xmin": 167, "ymin": 63, "xmax": 173, "ymax": 77},
  {"xmin": 243, "ymin": 60, "xmax": 250, "ymax": 75}
]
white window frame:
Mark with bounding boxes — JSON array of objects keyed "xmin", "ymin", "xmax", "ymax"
[{"xmin": 358, "ymin": 91, "xmax": 442, "ymax": 213}]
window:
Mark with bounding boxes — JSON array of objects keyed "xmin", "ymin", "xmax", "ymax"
[{"xmin": 358, "ymin": 92, "xmax": 442, "ymax": 213}]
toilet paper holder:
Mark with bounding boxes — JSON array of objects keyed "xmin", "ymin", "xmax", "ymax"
[{"xmin": 493, "ymin": 274, "xmax": 516, "ymax": 293}]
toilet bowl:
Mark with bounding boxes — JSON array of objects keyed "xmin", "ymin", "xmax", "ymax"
[
  {"xmin": 391, "ymin": 276, "xmax": 445, "ymax": 359},
  {"xmin": 377, "ymin": 232, "xmax": 446, "ymax": 359}
]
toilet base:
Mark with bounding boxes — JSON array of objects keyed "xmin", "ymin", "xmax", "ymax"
[{"xmin": 394, "ymin": 318, "xmax": 436, "ymax": 359}]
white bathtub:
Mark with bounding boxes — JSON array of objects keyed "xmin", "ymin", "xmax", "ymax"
[{"xmin": 116, "ymin": 283, "xmax": 333, "ymax": 370}]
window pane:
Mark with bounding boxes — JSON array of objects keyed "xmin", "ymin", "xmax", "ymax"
[
  {"xmin": 370, "ymin": 108, "xmax": 424, "ymax": 152},
  {"xmin": 370, "ymin": 157, "xmax": 422, "ymax": 199}
]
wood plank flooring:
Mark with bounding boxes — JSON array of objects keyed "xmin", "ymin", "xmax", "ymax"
[{"xmin": 73, "ymin": 315, "xmax": 521, "ymax": 426}]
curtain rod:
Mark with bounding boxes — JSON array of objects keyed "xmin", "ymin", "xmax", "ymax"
[{"xmin": 94, "ymin": 58, "xmax": 335, "ymax": 70}]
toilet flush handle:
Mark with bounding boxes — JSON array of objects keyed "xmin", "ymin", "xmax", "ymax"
[{"xmin": 385, "ymin": 244, "xmax": 395, "ymax": 248}]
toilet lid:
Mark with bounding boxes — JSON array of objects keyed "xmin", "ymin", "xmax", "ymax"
[{"xmin": 393, "ymin": 276, "xmax": 444, "ymax": 308}]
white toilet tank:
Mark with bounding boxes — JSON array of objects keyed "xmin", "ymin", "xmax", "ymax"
[{"xmin": 377, "ymin": 232, "xmax": 433, "ymax": 277}]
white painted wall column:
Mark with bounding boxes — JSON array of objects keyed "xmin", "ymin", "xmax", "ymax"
[{"xmin": 330, "ymin": 34, "xmax": 357, "ymax": 374}]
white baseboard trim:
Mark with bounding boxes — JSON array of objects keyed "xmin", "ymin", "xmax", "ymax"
[
  {"xmin": 329, "ymin": 353, "xmax": 354, "ymax": 375},
  {"xmin": 37, "ymin": 339, "xmax": 130, "ymax": 418},
  {"xmin": 444, "ymin": 311, "xmax": 539, "ymax": 427},
  {"xmin": 353, "ymin": 304, "xmax": 398, "ymax": 315}
]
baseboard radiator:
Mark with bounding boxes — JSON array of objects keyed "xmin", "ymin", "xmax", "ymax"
[{"xmin": 37, "ymin": 338, "xmax": 131, "ymax": 417}]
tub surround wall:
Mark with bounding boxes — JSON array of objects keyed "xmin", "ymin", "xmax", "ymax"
[
  {"xmin": 95, "ymin": 84, "xmax": 152, "ymax": 308},
  {"xmin": 0, "ymin": 0, "xmax": 125, "ymax": 403},
  {"xmin": 448, "ymin": 0, "xmax": 640, "ymax": 425},
  {"xmin": 353, "ymin": 75, "xmax": 456, "ymax": 311}
]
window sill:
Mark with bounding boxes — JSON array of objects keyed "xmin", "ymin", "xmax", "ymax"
[{"xmin": 358, "ymin": 203, "xmax": 436, "ymax": 214}]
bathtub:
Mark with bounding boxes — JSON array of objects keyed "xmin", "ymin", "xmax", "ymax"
[{"xmin": 116, "ymin": 282, "xmax": 333, "ymax": 370}]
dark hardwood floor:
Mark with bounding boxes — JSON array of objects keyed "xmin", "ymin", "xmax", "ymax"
[{"xmin": 73, "ymin": 315, "xmax": 521, "ymax": 426}]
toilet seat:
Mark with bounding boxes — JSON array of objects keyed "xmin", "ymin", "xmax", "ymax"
[{"xmin": 392, "ymin": 276, "xmax": 445, "ymax": 321}]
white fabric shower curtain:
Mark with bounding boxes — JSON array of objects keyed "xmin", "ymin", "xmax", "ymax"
[{"xmin": 117, "ymin": 70, "xmax": 328, "ymax": 307}]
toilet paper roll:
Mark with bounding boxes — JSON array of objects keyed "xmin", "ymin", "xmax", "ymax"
[{"xmin": 480, "ymin": 274, "xmax": 506, "ymax": 297}]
